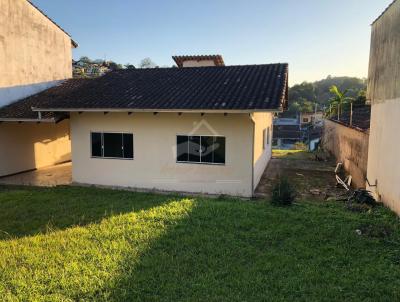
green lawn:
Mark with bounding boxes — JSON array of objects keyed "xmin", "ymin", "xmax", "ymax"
[
  {"xmin": 0, "ymin": 185, "xmax": 400, "ymax": 301},
  {"xmin": 272, "ymin": 149, "xmax": 314, "ymax": 160}
]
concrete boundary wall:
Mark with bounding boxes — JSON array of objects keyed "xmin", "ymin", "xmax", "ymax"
[{"xmin": 322, "ymin": 119, "xmax": 369, "ymax": 188}]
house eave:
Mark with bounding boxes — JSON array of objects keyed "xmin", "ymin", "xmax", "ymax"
[
  {"xmin": 0, "ymin": 118, "xmax": 55, "ymax": 123},
  {"xmin": 31, "ymin": 107, "xmax": 284, "ymax": 114}
]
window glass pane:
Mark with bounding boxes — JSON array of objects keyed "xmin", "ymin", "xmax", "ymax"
[
  {"xmin": 201, "ymin": 136, "xmax": 214, "ymax": 163},
  {"xmin": 177, "ymin": 136, "xmax": 189, "ymax": 162},
  {"xmin": 188, "ymin": 136, "xmax": 201, "ymax": 162},
  {"xmin": 123, "ymin": 134, "xmax": 134, "ymax": 159},
  {"xmin": 213, "ymin": 137, "xmax": 225, "ymax": 164},
  {"xmin": 103, "ymin": 133, "xmax": 123, "ymax": 158},
  {"xmin": 91, "ymin": 132, "xmax": 102, "ymax": 157},
  {"xmin": 263, "ymin": 129, "xmax": 266, "ymax": 149}
]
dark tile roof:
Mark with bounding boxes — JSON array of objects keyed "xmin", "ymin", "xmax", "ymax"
[
  {"xmin": 172, "ymin": 55, "xmax": 225, "ymax": 67},
  {"xmin": 27, "ymin": 0, "xmax": 78, "ymax": 47},
  {"xmin": 28, "ymin": 63, "xmax": 288, "ymax": 112},
  {"xmin": 0, "ymin": 79, "xmax": 89, "ymax": 121}
]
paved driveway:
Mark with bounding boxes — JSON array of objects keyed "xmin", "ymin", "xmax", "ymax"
[{"xmin": 0, "ymin": 162, "xmax": 72, "ymax": 187}]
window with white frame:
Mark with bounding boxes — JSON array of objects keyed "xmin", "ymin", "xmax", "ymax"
[
  {"xmin": 177, "ymin": 135, "xmax": 225, "ymax": 164},
  {"xmin": 91, "ymin": 132, "xmax": 134, "ymax": 159}
]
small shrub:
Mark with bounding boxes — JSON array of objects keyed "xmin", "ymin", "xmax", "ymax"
[{"xmin": 271, "ymin": 176, "xmax": 296, "ymax": 206}]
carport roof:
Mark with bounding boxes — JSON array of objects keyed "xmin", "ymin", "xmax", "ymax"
[{"xmin": 0, "ymin": 79, "xmax": 88, "ymax": 122}]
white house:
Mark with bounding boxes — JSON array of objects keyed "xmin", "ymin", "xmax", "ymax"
[{"xmin": 1, "ymin": 60, "xmax": 289, "ymax": 197}]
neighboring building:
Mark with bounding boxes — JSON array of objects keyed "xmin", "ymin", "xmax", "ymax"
[
  {"xmin": 272, "ymin": 113, "xmax": 323, "ymax": 150},
  {"xmin": 1, "ymin": 63, "xmax": 289, "ymax": 197},
  {"xmin": 322, "ymin": 106, "xmax": 371, "ymax": 188},
  {"xmin": 0, "ymin": 0, "xmax": 77, "ymax": 106},
  {"xmin": 272, "ymin": 119, "xmax": 303, "ymax": 149},
  {"xmin": 0, "ymin": 0, "xmax": 76, "ymax": 177},
  {"xmin": 172, "ymin": 55, "xmax": 225, "ymax": 68},
  {"xmin": 366, "ymin": 0, "xmax": 400, "ymax": 213},
  {"xmin": 300, "ymin": 111, "xmax": 324, "ymax": 126},
  {"xmin": 72, "ymin": 60, "xmax": 111, "ymax": 78},
  {"xmin": 274, "ymin": 116, "xmax": 299, "ymax": 126}
]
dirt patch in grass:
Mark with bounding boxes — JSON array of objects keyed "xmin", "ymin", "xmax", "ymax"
[{"xmin": 256, "ymin": 150, "xmax": 343, "ymax": 200}]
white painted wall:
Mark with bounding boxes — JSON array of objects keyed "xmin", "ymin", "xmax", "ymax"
[
  {"xmin": 252, "ymin": 112, "xmax": 273, "ymax": 189},
  {"xmin": 366, "ymin": 99, "xmax": 400, "ymax": 213},
  {"xmin": 0, "ymin": 120, "xmax": 71, "ymax": 177},
  {"xmin": 70, "ymin": 112, "xmax": 255, "ymax": 197}
]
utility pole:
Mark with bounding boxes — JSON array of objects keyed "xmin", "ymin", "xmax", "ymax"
[{"xmin": 350, "ymin": 102, "xmax": 353, "ymax": 127}]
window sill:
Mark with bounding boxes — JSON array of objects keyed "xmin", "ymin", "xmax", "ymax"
[
  {"xmin": 176, "ymin": 161, "xmax": 225, "ymax": 166},
  {"xmin": 91, "ymin": 156, "xmax": 134, "ymax": 160}
]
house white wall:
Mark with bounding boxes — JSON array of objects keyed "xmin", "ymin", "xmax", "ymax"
[
  {"xmin": 0, "ymin": 120, "xmax": 71, "ymax": 177},
  {"xmin": 0, "ymin": 0, "xmax": 74, "ymax": 106},
  {"xmin": 252, "ymin": 112, "xmax": 273, "ymax": 190},
  {"xmin": 70, "ymin": 112, "xmax": 262, "ymax": 197},
  {"xmin": 366, "ymin": 0, "xmax": 400, "ymax": 214}
]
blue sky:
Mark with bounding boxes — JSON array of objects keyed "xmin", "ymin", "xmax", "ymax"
[{"xmin": 32, "ymin": 0, "xmax": 392, "ymax": 86}]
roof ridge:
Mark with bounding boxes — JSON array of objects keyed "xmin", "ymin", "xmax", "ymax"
[{"xmin": 113, "ymin": 63, "xmax": 289, "ymax": 72}]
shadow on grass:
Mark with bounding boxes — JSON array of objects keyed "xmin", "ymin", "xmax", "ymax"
[
  {"xmin": 0, "ymin": 185, "xmax": 175, "ymax": 240},
  {"xmin": 108, "ymin": 199, "xmax": 400, "ymax": 301},
  {"xmin": 109, "ymin": 199, "xmax": 296, "ymax": 301}
]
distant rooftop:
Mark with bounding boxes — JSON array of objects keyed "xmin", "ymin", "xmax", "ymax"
[{"xmin": 172, "ymin": 55, "xmax": 225, "ymax": 67}]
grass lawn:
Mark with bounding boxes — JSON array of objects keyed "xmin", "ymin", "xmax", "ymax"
[
  {"xmin": 272, "ymin": 149, "xmax": 314, "ymax": 160},
  {"xmin": 0, "ymin": 185, "xmax": 400, "ymax": 301}
]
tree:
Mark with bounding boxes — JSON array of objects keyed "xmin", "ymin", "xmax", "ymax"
[
  {"xmin": 108, "ymin": 61, "xmax": 123, "ymax": 71},
  {"xmin": 79, "ymin": 56, "xmax": 92, "ymax": 64},
  {"xmin": 354, "ymin": 89, "xmax": 367, "ymax": 105},
  {"xmin": 328, "ymin": 85, "xmax": 355, "ymax": 117},
  {"xmin": 93, "ymin": 59, "xmax": 104, "ymax": 64},
  {"xmin": 138, "ymin": 57, "xmax": 157, "ymax": 69},
  {"xmin": 125, "ymin": 64, "xmax": 136, "ymax": 69}
]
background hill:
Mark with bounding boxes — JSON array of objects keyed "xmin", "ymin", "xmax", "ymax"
[{"xmin": 288, "ymin": 76, "xmax": 367, "ymax": 114}]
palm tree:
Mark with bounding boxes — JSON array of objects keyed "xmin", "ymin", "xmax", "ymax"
[{"xmin": 328, "ymin": 85, "xmax": 354, "ymax": 119}]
